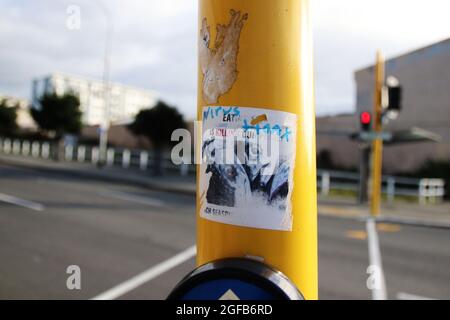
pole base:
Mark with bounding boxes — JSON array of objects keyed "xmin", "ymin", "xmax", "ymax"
[{"xmin": 167, "ymin": 258, "xmax": 303, "ymax": 300}]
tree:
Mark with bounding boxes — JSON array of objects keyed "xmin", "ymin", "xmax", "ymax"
[
  {"xmin": 0, "ymin": 99, "xmax": 18, "ymax": 136},
  {"xmin": 31, "ymin": 92, "xmax": 82, "ymax": 137},
  {"xmin": 129, "ymin": 100, "xmax": 186, "ymax": 175},
  {"xmin": 317, "ymin": 149, "xmax": 335, "ymax": 170},
  {"xmin": 31, "ymin": 92, "xmax": 82, "ymax": 160}
]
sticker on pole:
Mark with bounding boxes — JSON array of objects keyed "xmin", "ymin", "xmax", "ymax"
[{"xmin": 199, "ymin": 106, "xmax": 298, "ymax": 231}]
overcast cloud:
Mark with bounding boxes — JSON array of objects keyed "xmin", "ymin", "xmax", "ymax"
[{"xmin": 1, "ymin": 0, "xmax": 449, "ymax": 119}]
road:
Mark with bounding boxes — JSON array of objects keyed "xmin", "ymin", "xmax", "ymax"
[{"xmin": 0, "ymin": 164, "xmax": 449, "ymax": 300}]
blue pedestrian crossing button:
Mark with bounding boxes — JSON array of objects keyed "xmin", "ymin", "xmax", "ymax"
[{"xmin": 167, "ymin": 258, "xmax": 303, "ymax": 300}]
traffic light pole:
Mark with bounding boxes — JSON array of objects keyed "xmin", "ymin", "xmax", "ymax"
[
  {"xmin": 358, "ymin": 144, "xmax": 370, "ymax": 204},
  {"xmin": 367, "ymin": 53, "xmax": 388, "ymax": 299},
  {"xmin": 370, "ymin": 51, "xmax": 385, "ymax": 216},
  {"xmin": 170, "ymin": 0, "xmax": 317, "ymax": 300}
]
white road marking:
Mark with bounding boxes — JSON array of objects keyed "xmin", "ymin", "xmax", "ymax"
[
  {"xmin": 99, "ymin": 190, "xmax": 166, "ymax": 208},
  {"xmin": 396, "ymin": 292, "xmax": 436, "ymax": 300},
  {"xmin": 0, "ymin": 192, "xmax": 44, "ymax": 212},
  {"xmin": 91, "ymin": 245, "xmax": 196, "ymax": 300},
  {"xmin": 219, "ymin": 289, "xmax": 240, "ymax": 300},
  {"xmin": 366, "ymin": 217, "xmax": 388, "ymax": 300}
]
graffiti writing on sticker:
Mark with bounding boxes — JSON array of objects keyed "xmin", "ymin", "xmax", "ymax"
[
  {"xmin": 203, "ymin": 107, "xmax": 241, "ymax": 122},
  {"xmin": 242, "ymin": 120, "xmax": 293, "ymax": 142}
]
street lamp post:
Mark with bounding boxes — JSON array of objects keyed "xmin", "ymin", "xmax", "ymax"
[{"xmin": 94, "ymin": 1, "xmax": 113, "ymax": 167}]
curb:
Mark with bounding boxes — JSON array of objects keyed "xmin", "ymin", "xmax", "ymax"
[
  {"xmin": 376, "ymin": 215, "xmax": 450, "ymax": 230},
  {"xmin": 319, "ymin": 211, "xmax": 450, "ymax": 230}
]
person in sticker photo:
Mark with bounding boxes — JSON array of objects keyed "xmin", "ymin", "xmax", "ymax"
[{"xmin": 202, "ymin": 136, "xmax": 290, "ymax": 209}]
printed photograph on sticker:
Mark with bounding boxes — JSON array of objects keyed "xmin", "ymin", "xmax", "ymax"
[{"xmin": 199, "ymin": 106, "xmax": 298, "ymax": 231}]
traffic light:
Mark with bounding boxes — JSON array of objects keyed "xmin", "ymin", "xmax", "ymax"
[
  {"xmin": 360, "ymin": 111, "xmax": 372, "ymax": 132},
  {"xmin": 386, "ymin": 76, "xmax": 402, "ymax": 111}
]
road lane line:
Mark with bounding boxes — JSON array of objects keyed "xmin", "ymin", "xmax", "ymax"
[
  {"xmin": 0, "ymin": 192, "xmax": 44, "ymax": 212},
  {"xmin": 376, "ymin": 223, "xmax": 401, "ymax": 233},
  {"xmin": 319, "ymin": 205, "xmax": 364, "ymax": 218},
  {"xmin": 366, "ymin": 218, "xmax": 387, "ymax": 300},
  {"xmin": 346, "ymin": 230, "xmax": 367, "ymax": 240},
  {"xmin": 99, "ymin": 190, "xmax": 166, "ymax": 208},
  {"xmin": 396, "ymin": 292, "xmax": 436, "ymax": 300},
  {"xmin": 91, "ymin": 245, "xmax": 196, "ymax": 300},
  {"xmin": 346, "ymin": 223, "xmax": 401, "ymax": 241}
]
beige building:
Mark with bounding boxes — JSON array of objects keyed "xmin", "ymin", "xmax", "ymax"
[
  {"xmin": 317, "ymin": 38, "xmax": 450, "ymax": 174},
  {"xmin": 0, "ymin": 94, "xmax": 36, "ymax": 130},
  {"xmin": 32, "ymin": 72, "xmax": 158, "ymax": 126}
]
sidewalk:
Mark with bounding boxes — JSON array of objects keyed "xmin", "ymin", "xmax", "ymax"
[
  {"xmin": 1, "ymin": 154, "xmax": 449, "ymax": 228},
  {"xmin": 319, "ymin": 197, "xmax": 450, "ymax": 229}
]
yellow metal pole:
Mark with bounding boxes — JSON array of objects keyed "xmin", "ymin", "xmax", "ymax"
[
  {"xmin": 370, "ymin": 51, "xmax": 385, "ymax": 216},
  {"xmin": 197, "ymin": 0, "xmax": 317, "ymax": 299}
]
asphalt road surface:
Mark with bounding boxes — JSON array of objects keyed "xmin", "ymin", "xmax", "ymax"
[{"xmin": 0, "ymin": 164, "xmax": 449, "ymax": 300}]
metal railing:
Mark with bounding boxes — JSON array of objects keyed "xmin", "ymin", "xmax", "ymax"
[
  {"xmin": 0, "ymin": 137, "xmax": 445, "ymax": 203},
  {"xmin": 317, "ymin": 169, "xmax": 445, "ymax": 204},
  {"xmin": 0, "ymin": 138, "xmax": 195, "ymax": 176}
]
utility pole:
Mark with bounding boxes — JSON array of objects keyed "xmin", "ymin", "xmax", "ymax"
[
  {"xmin": 370, "ymin": 51, "xmax": 385, "ymax": 216},
  {"xmin": 96, "ymin": 1, "xmax": 113, "ymax": 167},
  {"xmin": 360, "ymin": 51, "xmax": 402, "ymax": 300},
  {"xmin": 170, "ymin": 0, "xmax": 317, "ymax": 300},
  {"xmin": 367, "ymin": 52, "xmax": 388, "ymax": 299}
]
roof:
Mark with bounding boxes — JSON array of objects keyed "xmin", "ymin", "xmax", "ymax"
[{"xmin": 355, "ymin": 37, "xmax": 450, "ymax": 75}]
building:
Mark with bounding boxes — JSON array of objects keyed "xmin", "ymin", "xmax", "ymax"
[
  {"xmin": 317, "ymin": 38, "xmax": 450, "ymax": 174},
  {"xmin": 32, "ymin": 72, "xmax": 158, "ymax": 126},
  {"xmin": 316, "ymin": 114, "xmax": 359, "ymax": 170},
  {"xmin": 0, "ymin": 94, "xmax": 36, "ymax": 129},
  {"xmin": 355, "ymin": 38, "xmax": 450, "ymax": 173}
]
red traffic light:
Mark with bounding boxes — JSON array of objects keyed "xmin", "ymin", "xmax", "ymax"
[{"xmin": 360, "ymin": 112, "xmax": 371, "ymax": 125}]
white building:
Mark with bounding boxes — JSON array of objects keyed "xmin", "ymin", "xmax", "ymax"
[
  {"xmin": 32, "ymin": 72, "xmax": 158, "ymax": 126},
  {"xmin": 0, "ymin": 94, "xmax": 35, "ymax": 129}
]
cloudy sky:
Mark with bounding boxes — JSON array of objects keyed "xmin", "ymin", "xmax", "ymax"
[{"xmin": 1, "ymin": 0, "xmax": 449, "ymax": 119}]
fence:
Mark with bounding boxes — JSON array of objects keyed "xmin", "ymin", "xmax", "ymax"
[
  {"xmin": 0, "ymin": 137, "xmax": 445, "ymax": 203},
  {"xmin": 317, "ymin": 170, "xmax": 445, "ymax": 204},
  {"xmin": 0, "ymin": 138, "xmax": 194, "ymax": 175}
]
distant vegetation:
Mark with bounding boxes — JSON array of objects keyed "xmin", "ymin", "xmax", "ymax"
[
  {"xmin": 31, "ymin": 92, "xmax": 82, "ymax": 160},
  {"xmin": 129, "ymin": 100, "xmax": 186, "ymax": 175},
  {"xmin": 0, "ymin": 99, "xmax": 18, "ymax": 136},
  {"xmin": 31, "ymin": 92, "xmax": 82, "ymax": 138},
  {"xmin": 317, "ymin": 149, "xmax": 357, "ymax": 172}
]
